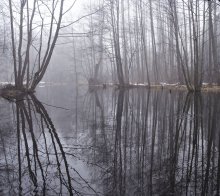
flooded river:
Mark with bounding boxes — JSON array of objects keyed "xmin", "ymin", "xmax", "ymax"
[{"xmin": 0, "ymin": 85, "xmax": 220, "ymax": 195}]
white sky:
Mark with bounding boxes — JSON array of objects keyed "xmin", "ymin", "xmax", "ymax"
[{"xmin": 65, "ymin": 0, "xmax": 96, "ymax": 18}]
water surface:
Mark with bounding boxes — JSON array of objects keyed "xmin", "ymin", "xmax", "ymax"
[{"xmin": 0, "ymin": 85, "xmax": 220, "ymax": 196}]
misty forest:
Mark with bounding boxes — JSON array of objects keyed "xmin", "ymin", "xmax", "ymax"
[{"xmin": 0, "ymin": 0, "xmax": 220, "ymax": 195}]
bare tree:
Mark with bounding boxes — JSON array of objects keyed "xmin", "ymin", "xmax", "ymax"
[
  {"xmin": 8, "ymin": 0, "xmax": 67, "ymax": 90},
  {"xmin": 110, "ymin": 0, "xmax": 125, "ymax": 85}
]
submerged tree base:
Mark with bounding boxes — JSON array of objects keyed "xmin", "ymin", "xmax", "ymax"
[
  {"xmin": 88, "ymin": 82, "xmax": 220, "ymax": 92},
  {"xmin": 0, "ymin": 84, "xmax": 35, "ymax": 100}
]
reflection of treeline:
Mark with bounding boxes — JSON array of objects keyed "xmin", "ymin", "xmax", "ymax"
[
  {"xmin": 83, "ymin": 89, "xmax": 220, "ymax": 196},
  {"xmin": 0, "ymin": 95, "xmax": 98, "ymax": 196}
]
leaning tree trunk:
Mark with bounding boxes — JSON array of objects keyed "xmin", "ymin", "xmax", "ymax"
[{"xmin": 8, "ymin": 0, "xmax": 65, "ymax": 91}]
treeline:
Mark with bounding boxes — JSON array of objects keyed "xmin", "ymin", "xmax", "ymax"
[
  {"xmin": 0, "ymin": 0, "xmax": 220, "ymax": 91},
  {"xmin": 76, "ymin": 0, "xmax": 220, "ymax": 91}
]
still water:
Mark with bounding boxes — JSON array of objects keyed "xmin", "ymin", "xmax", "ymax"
[{"xmin": 0, "ymin": 84, "xmax": 220, "ymax": 196}]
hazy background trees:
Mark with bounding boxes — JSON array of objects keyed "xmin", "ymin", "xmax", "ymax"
[
  {"xmin": 0, "ymin": 2, "xmax": 12, "ymax": 82},
  {"xmin": 0, "ymin": 0, "xmax": 220, "ymax": 90}
]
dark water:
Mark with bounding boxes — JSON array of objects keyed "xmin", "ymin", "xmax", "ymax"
[{"xmin": 0, "ymin": 85, "xmax": 220, "ymax": 196}]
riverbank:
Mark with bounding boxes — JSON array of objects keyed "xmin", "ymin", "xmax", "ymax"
[
  {"xmin": 88, "ymin": 82, "xmax": 220, "ymax": 93},
  {"xmin": 1, "ymin": 82, "xmax": 219, "ymax": 100},
  {"xmin": 0, "ymin": 84, "xmax": 34, "ymax": 100}
]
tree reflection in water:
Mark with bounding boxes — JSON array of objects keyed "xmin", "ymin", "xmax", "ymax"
[
  {"xmin": 0, "ymin": 89, "xmax": 220, "ymax": 196},
  {"xmin": 81, "ymin": 89, "xmax": 220, "ymax": 196},
  {"xmin": 0, "ymin": 95, "xmax": 98, "ymax": 196}
]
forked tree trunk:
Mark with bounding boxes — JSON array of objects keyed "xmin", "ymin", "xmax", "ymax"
[{"xmin": 8, "ymin": 0, "xmax": 65, "ymax": 91}]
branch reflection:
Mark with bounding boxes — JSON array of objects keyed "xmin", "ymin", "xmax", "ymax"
[{"xmin": 0, "ymin": 95, "xmax": 98, "ymax": 196}]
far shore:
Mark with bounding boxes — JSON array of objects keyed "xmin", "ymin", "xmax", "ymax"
[
  {"xmin": 88, "ymin": 82, "xmax": 220, "ymax": 93},
  {"xmin": 0, "ymin": 82, "xmax": 220, "ymax": 100}
]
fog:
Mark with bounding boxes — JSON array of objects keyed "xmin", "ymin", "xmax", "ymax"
[
  {"xmin": 0, "ymin": 0, "xmax": 220, "ymax": 195},
  {"xmin": 0, "ymin": 0, "xmax": 219, "ymax": 89}
]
